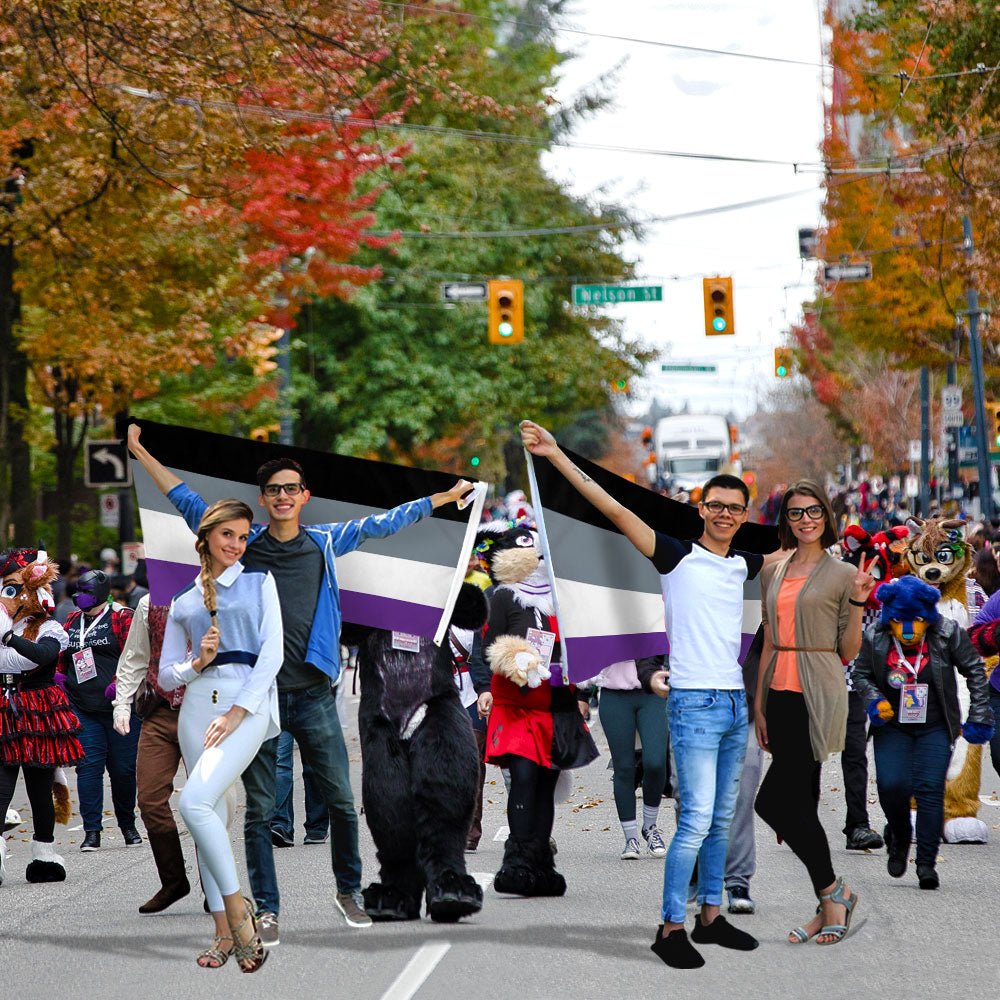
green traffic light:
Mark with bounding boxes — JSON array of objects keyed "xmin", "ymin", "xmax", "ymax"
[
  {"xmin": 712, "ymin": 317, "xmax": 727, "ymax": 332},
  {"xmin": 776, "ymin": 365, "xmax": 788, "ymax": 377},
  {"xmin": 470, "ymin": 456, "xmax": 481, "ymax": 467},
  {"xmin": 498, "ymin": 321, "xmax": 514, "ymax": 338}
]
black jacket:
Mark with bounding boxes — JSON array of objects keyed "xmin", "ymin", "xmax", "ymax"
[{"xmin": 852, "ymin": 619, "xmax": 993, "ymax": 742}]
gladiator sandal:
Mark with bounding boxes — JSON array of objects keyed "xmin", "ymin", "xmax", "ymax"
[
  {"xmin": 196, "ymin": 935, "xmax": 232, "ymax": 969},
  {"xmin": 229, "ymin": 897, "xmax": 269, "ymax": 973}
]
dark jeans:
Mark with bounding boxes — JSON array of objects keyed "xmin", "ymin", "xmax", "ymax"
[
  {"xmin": 271, "ymin": 728, "xmax": 330, "ymax": 840},
  {"xmin": 75, "ymin": 707, "xmax": 141, "ymax": 833},
  {"xmin": 599, "ymin": 688, "xmax": 668, "ymax": 823},
  {"xmin": 873, "ymin": 723, "xmax": 952, "ymax": 866},
  {"xmin": 988, "ymin": 688, "xmax": 1000, "ymax": 782},
  {"xmin": 841, "ymin": 688, "xmax": 872, "ymax": 834},
  {"xmin": 755, "ymin": 690, "xmax": 835, "ymax": 894},
  {"xmin": 506, "ymin": 756, "xmax": 559, "ymax": 842},
  {"xmin": 242, "ymin": 683, "xmax": 360, "ymax": 915}
]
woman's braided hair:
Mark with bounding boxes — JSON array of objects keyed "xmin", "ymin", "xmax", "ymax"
[{"xmin": 195, "ymin": 499, "xmax": 254, "ymax": 616}]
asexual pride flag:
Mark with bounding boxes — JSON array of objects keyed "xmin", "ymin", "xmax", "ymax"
[
  {"xmin": 131, "ymin": 420, "xmax": 487, "ymax": 644},
  {"xmin": 526, "ymin": 446, "xmax": 778, "ymax": 682}
]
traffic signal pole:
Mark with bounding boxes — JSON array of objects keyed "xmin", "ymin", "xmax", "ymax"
[
  {"xmin": 964, "ymin": 216, "xmax": 993, "ymax": 521},
  {"xmin": 919, "ymin": 366, "xmax": 930, "ymax": 516}
]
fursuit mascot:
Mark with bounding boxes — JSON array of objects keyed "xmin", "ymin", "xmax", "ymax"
[
  {"xmin": 901, "ymin": 517, "xmax": 987, "ymax": 842},
  {"xmin": 476, "ymin": 520, "xmax": 598, "ymax": 898},
  {"xmin": 348, "ymin": 582, "xmax": 488, "ymax": 923},
  {"xmin": 853, "ymin": 575, "xmax": 993, "ymax": 887},
  {"xmin": 0, "ymin": 546, "xmax": 79, "ymax": 886}
]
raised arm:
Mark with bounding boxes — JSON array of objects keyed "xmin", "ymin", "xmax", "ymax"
[
  {"xmin": 520, "ymin": 420, "xmax": 655, "ymax": 558},
  {"xmin": 126, "ymin": 423, "xmax": 182, "ymax": 495}
]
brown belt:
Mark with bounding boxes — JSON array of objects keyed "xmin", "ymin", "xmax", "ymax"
[{"xmin": 774, "ymin": 646, "xmax": 836, "ymax": 653}]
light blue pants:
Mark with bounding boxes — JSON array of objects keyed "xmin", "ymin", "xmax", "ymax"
[
  {"xmin": 661, "ymin": 688, "xmax": 747, "ymax": 923},
  {"xmin": 178, "ymin": 672, "xmax": 269, "ymax": 913}
]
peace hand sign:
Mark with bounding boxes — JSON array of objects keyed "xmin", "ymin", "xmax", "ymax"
[{"xmin": 851, "ymin": 555, "xmax": 877, "ymax": 604}]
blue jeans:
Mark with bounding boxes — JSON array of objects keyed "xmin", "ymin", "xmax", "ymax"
[
  {"xmin": 271, "ymin": 728, "xmax": 330, "ymax": 840},
  {"xmin": 662, "ymin": 689, "xmax": 747, "ymax": 923},
  {"xmin": 242, "ymin": 684, "xmax": 360, "ymax": 915},
  {"xmin": 873, "ymin": 723, "xmax": 952, "ymax": 866},
  {"xmin": 74, "ymin": 708, "xmax": 141, "ymax": 833}
]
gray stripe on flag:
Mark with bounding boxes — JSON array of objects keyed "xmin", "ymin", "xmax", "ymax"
[
  {"xmin": 541, "ymin": 506, "xmax": 763, "ymax": 601},
  {"xmin": 133, "ymin": 465, "xmax": 463, "ymax": 567}
]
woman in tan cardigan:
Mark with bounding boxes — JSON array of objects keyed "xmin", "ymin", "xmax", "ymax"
[{"xmin": 753, "ymin": 480, "xmax": 875, "ymax": 946}]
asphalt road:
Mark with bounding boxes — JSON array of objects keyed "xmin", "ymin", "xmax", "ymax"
[{"xmin": 4, "ymin": 683, "xmax": 1000, "ymax": 1000}]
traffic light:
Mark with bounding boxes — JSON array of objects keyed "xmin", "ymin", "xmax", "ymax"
[
  {"xmin": 703, "ymin": 276, "xmax": 734, "ymax": 336},
  {"xmin": 986, "ymin": 401, "xmax": 1000, "ymax": 448},
  {"xmin": 611, "ymin": 376, "xmax": 630, "ymax": 394},
  {"xmin": 469, "ymin": 455, "xmax": 481, "ymax": 469},
  {"xmin": 488, "ymin": 278, "xmax": 524, "ymax": 344},
  {"xmin": 774, "ymin": 347, "xmax": 793, "ymax": 378}
]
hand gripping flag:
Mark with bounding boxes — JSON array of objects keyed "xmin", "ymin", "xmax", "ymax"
[
  {"xmin": 130, "ymin": 420, "xmax": 487, "ymax": 644},
  {"xmin": 525, "ymin": 446, "xmax": 778, "ymax": 682}
]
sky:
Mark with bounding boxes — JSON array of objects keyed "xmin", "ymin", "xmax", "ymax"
[{"xmin": 542, "ymin": 0, "xmax": 828, "ymax": 421}]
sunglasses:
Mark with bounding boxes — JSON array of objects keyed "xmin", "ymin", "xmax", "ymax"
[
  {"xmin": 786, "ymin": 504, "xmax": 825, "ymax": 521},
  {"xmin": 262, "ymin": 482, "xmax": 305, "ymax": 497},
  {"xmin": 702, "ymin": 500, "xmax": 748, "ymax": 516}
]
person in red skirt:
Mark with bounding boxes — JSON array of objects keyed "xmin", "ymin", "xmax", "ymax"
[
  {"xmin": 475, "ymin": 522, "xmax": 598, "ymax": 896},
  {"xmin": 0, "ymin": 547, "xmax": 82, "ymax": 886}
]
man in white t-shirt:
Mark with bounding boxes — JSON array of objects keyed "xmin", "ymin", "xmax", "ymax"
[{"xmin": 520, "ymin": 420, "xmax": 767, "ymax": 970}]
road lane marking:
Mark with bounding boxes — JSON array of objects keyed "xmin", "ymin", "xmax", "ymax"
[
  {"xmin": 470, "ymin": 872, "xmax": 494, "ymax": 889},
  {"xmin": 493, "ymin": 825, "xmax": 509, "ymax": 842},
  {"xmin": 380, "ymin": 942, "xmax": 451, "ymax": 1000}
]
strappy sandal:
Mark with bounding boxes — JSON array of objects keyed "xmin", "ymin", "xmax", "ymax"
[
  {"xmin": 816, "ymin": 876, "xmax": 858, "ymax": 945},
  {"xmin": 230, "ymin": 897, "xmax": 269, "ymax": 973},
  {"xmin": 788, "ymin": 904, "xmax": 822, "ymax": 944},
  {"xmin": 196, "ymin": 935, "xmax": 233, "ymax": 969}
]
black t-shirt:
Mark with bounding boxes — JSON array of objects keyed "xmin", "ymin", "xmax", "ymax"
[
  {"xmin": 62, "ymin": 608, "xmax": 128, "ymax": 714},
  {"xmin": 245, "ymin": 528, "xmax": 326, "ymax": 691}
]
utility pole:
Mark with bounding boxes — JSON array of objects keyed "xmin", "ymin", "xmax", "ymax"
[
  {"xmin": 964, "ymin": 216, "xmax": 993, "ymax": 521},
  {"xmin": 946, "ymin": 357, "xmax": 960, "ymax": 503},
  {"xmin": 919, "ymin": 366, "xmax": 930, "ymax": 516}
]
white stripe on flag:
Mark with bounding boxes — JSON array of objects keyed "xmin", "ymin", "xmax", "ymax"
[
  {"xmin": 140, "ymin": 508, "xmax": 464, "ymax": 608},
  {"xmin": 552, "ymin": 577, "xmax": 666, "ymax": 638}
]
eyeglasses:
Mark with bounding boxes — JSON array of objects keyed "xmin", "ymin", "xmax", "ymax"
[
  {"xmin": 702, "ymin": 500, "xmax": 747, "ymax": 516},
  {"xmin": 786, "ymin": 504, "xmax": 825, "ymax": 521},
  {"xmin": 262, "ymin": 482, "xmax": 305, "ymax": 497}
]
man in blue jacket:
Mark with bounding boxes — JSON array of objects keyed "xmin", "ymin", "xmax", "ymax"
[{"xmin": 127, "ymin": 425, "xmax": 471, "ymax": 942}]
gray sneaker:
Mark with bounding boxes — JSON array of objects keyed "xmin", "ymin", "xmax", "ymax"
[
  {"xmin": 335, "ymin": 890, "xmax": 373, "ymax": 928},
  {"xmin": 642, "ymin": 825, "xmax": 667, "ymax": 858},
  {"xmin": 257, "ymin": 911, "xmax": 280, "ymax": 947},
  {"xmin": 620, "ymin": 837, "xmax": 642, "ymax": 860}
]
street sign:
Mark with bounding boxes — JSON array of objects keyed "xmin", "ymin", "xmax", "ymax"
[
  {"xmin": 941, "ymin": 386, "xmax": 962, "ymax": 410},
  {"xmin": 660, "ymin": 363, "xmax": 718, "ymax": 373},
  {"xmin": 85, "ymin": 440, "xmax": 132, "ymax": 488},
  {"xmin": 908, "ymin": 439, "xmax": 922, "ymax": 462},
  {"xmin": 904, "ymin": 474, "xmax": 919, "ymax": 498},
  {"xmin": 942, "ymin": 407, "xmax": 963, "ymax": 428},
  {"xmin": 959, "ymin": 425, "xmax": 978, "ymax": 467},
  {"xmin": 99, "ymin": 493, "xmax": 120, "ymax": 529},
  {"xmin": 859, "ymin": 444, "xmax": 873, "ymax": 462},
  {"xmin": 121, "ymin": 542, "xmax": 144, "ymax": 576},
  {"xmin": 573, "ymin": 284, "xmax": 663, "ymax": 305},
  {"xmin": 823, "ymin": 261, "xmax": 872, "ymax": 282},
  {"xmin": 441, "ymin": 282, "xmax": 488, "ymax": 302}
]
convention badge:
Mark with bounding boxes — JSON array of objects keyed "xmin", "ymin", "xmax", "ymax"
[
  {"xmin": 170, "ymin": 686, "xmax": 185, "ymax": 709},
  {"xmin": 899, "ymin": 683, "xmax": 929, "ymax": 724},
  {"xmin": 525, "ymin": 628, "xmax": 556, "ymax": 670},
  {"xmin": 887, "ymin": 668, "xmax": 908, "ymax": 690},
  {"xmin": 391, "ymin": 632, "xmax": 421, "ymax": 653},
  {"xmin": 72, "ymin": 646, "xmax": 98, "ymax": 683}
]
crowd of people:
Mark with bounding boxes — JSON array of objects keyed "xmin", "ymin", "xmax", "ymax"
[{"xmin": 2, "ymin": 419, "xmax": 1000, "ymax": 974}]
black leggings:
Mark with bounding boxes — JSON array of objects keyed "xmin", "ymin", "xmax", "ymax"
[
  {"xmin": 754, "ymin": 690, "xmax": 836, "ymax": 894},
  {"xmin": 0, "ymin": 764, "xmax": 55, "ymax": 842},
  {"xmin": 506, "ymin": 756, "xmax": 560, "ymax": 842}
]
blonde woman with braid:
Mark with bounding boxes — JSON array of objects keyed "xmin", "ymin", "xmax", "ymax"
[{"xmin": 159, "ymin": 499, "xmax": 282, "ymax": 973}]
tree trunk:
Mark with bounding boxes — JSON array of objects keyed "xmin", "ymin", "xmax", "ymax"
[
  {"xmin": 0, "ymin": 238, "xmax": 34, "ymax": 545},
  {"xmin": 52, "ymin": 399, "xmax": 88, "ymax": 561}
]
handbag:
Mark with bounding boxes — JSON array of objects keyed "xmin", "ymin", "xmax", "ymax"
[{"xmin": 133, "ymin": 677, "xmax": 165, "ymax": 720}]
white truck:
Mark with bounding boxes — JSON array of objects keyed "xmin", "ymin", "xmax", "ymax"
[{"xmin": 653, "ymin": 414, "xmax": 736, "ymax": 493}]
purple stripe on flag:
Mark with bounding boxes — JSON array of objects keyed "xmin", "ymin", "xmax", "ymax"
[
  {"xmin": 563, "ymin": 630, "xmax": 758, "ymax": 683},
  {"xmin": 147, "ymin": 558, "xmax": 199, "ymax": 605},
  {"xmin": 146, "ymin": 557, "xmax": 442, "ymax": 637}
]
